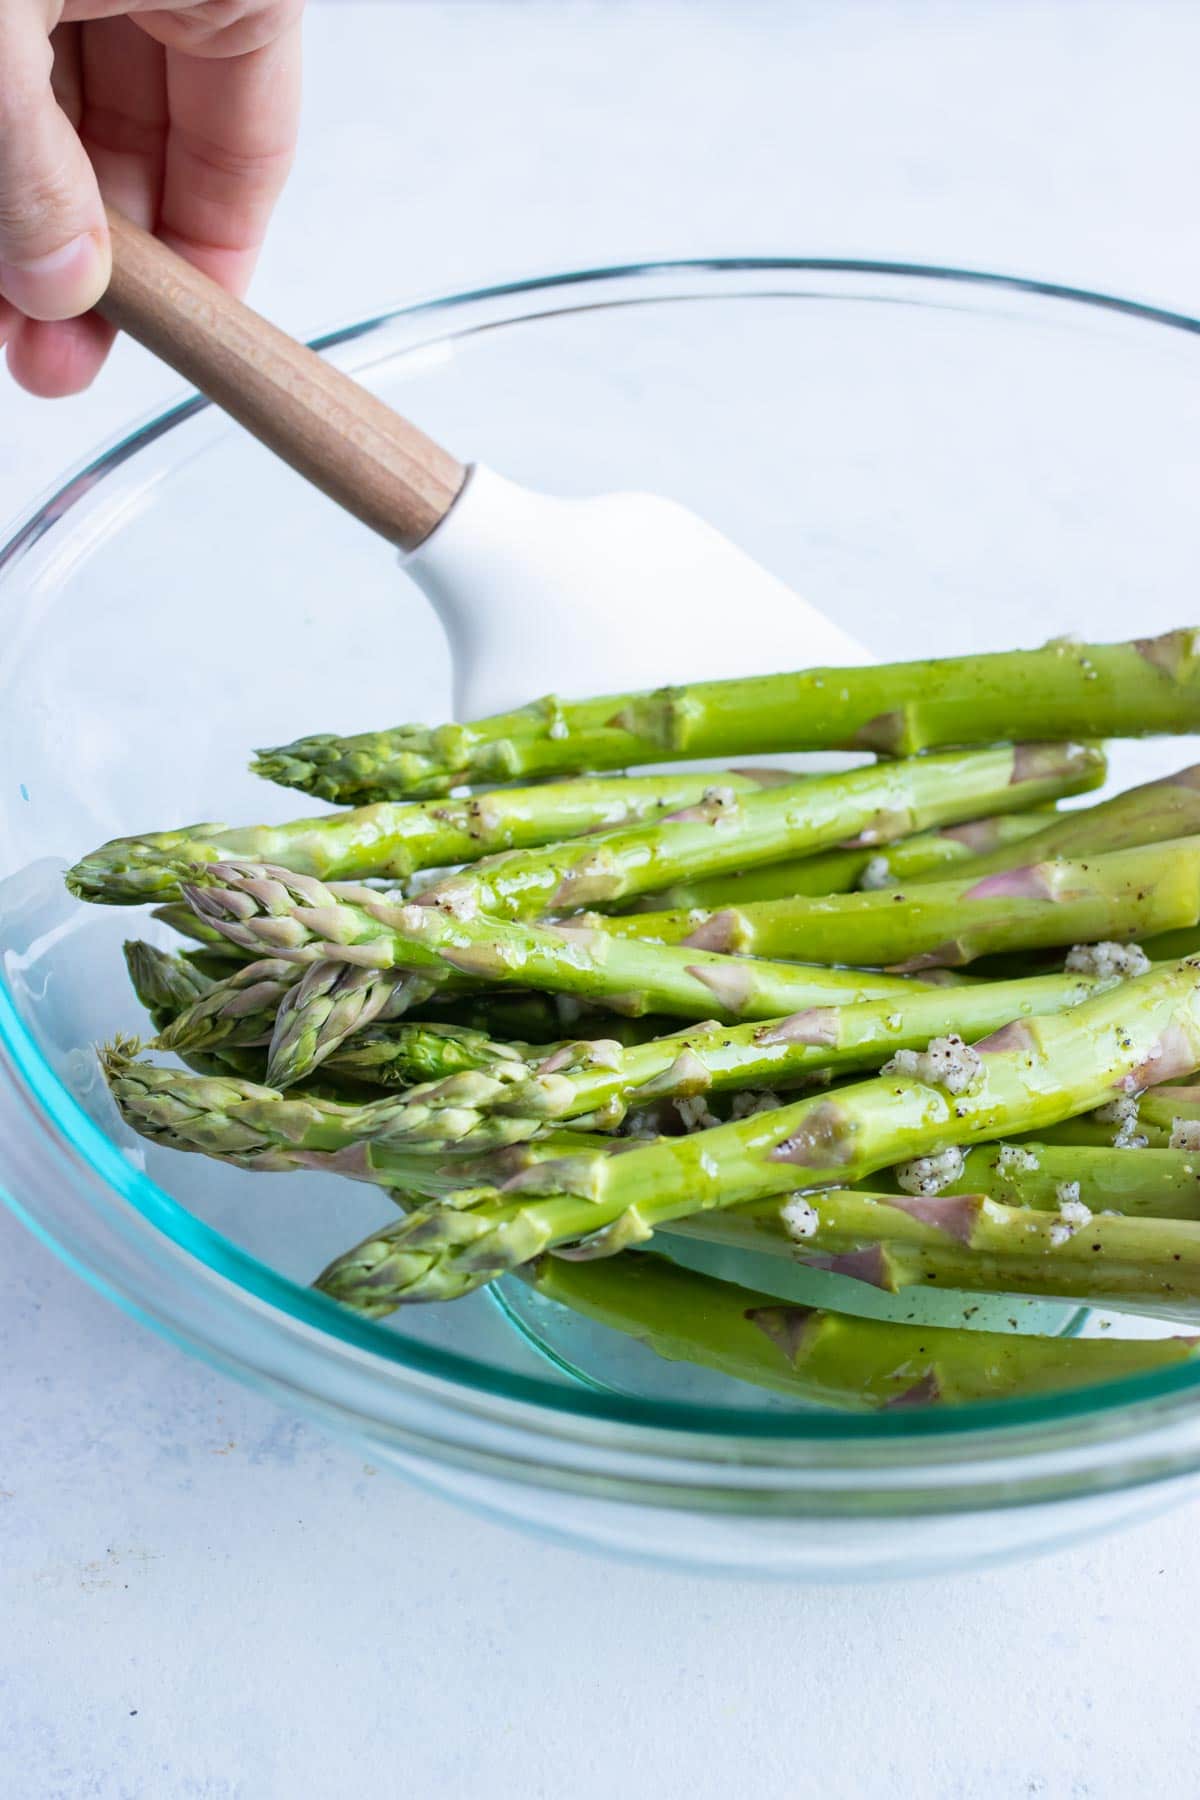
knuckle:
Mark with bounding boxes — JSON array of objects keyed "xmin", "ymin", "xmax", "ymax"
[
  {"xmin": 177, "ymin": 127, "xmax": 297, "ymax": 204},
  {"xmin": 162, "ymin": 0, "xmax": 303, "ymax": 55}
]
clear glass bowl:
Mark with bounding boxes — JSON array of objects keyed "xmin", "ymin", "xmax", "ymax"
[{"xmin": 5, "ymin": 260, "xmax": 1200, "ymax": 1580}]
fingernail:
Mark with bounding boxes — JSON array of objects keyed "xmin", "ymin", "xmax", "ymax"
[{"xmin": 0, "ymin": 232, "xmax": 110, "ymax": 322}]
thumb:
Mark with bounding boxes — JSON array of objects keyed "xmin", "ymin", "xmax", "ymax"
[{"xmin": 0, "ymin": 7, "xmax": 110, "ymax": 320}]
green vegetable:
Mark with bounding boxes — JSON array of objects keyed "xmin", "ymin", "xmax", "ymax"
[
  {"xmin": 626, "ymin": 810, "xmax": 1055, "ymax": 911},
  {"xmin": 306, "ymin": 966, "xmax": 1115, "ymax": 1150},
  {"xmin": 674, "ymin": 1182, "xmax": 1200, "ymax": 1321},
  {"xmin": 418, "ymin": 742, "xmax": 1105, "ymax": 922},
  {"xmin": 311, "ymin": 958, "xmax": 1200, "ymax": 1308},
  {"xmin": 67, "ymin": 770, "xmax": 786, "ymax": 904},
  {"xmin": 601, "ymin": 838, "xmax": 1200, "ymax": 970},
  {"xmin": 180, "ymin": 862, "xmax": 936, "ymax": 1089},
  {"xmin": 516, "ymin": 1252, "xmax": 1200, "ymax": 1406},
  {"xmin": 253, "ymin": 630, "xmax": 1197, "ymax": 801},
  {"xmin": 904, "ymin": 761, "xmax": 1200, "ymax": 887},
  {"xmin": 100, "ymin": 1040, "xmax": 607, "ymax": 1189}
]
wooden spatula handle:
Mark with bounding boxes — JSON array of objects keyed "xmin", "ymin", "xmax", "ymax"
[{"xmin": 97, "ymin": 208, "xmax": 465, "ymax": 551}]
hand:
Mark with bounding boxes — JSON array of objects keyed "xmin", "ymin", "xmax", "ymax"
[{"xmin": 0, "ymin": 0, "xmax": 303, "ymax": 397}]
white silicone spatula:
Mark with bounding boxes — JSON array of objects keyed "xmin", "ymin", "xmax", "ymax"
[{"xmin": 98, "ymin": 212, "xmax": 867, "ymax": 718}]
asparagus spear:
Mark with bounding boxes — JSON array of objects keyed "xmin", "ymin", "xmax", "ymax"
[
  {"xmin": 239, "ymin": 950, "xmax": 661, "ymax": 1092},
  {"xmin": 625, "ymin": 810, "xmax": 1055, "ymax": 911},
  {"xmin": 319, "ymin": 967, "xmax": 1115, "ymax": 1147},
  {"xmin": 180, "ymin": 862, "xmax": 950, "ymax": 1086},
  {"xmin": 67, "ymin": 771, "xmax": 785, "ymax": 905},
  {"xmin": 143, "ymin": 947, "xmax": 519, "ymax": 1089},
  {"xmin": 100, "ymin": 1041, "xmax": 609, "ymax": 1188},
  {"xmin": 155, "ymin": 954, "xmax": 300, "ymax": 1051},
  {"xmin": 253, "ymin": 629, "xmax": 1199, "ymax": 801},
  {"xmin": 123, "ymin": 939, "xmax": 211, "ymax": 1026},
  {"xmin": 157, "ymin": 946, "xmax": 460, "ymax": 1088},
  {"xmin": 325, "ymin": 1022, "xmax": 533, "ymax": 1088},
  {"xmin": 416, "ymin": 742, "xmax": 1105, "ymax": 921},
  {"xmin": 417, "ymin": 992, "xmax": 680, "ymax": 1047},
  {"xmin": 1136, "ymin": 926, "xmax": 1200, "ymax": 963},
  {"xmin": 876, "ymin": 1141, "xmax": 1200, "ymax": 1218},
  {"xmin": 122, "ymin": 941, "xmax": 269, "ymax": 1079},
  {"xmin": 514, "ymin": 1251, "xmax": 1200, "ymax": 1406},
  {"xmin": 670, "ymin": 1187, "xmax": 1200, "ymax": 1320},
  {"xmin": 600, "ymin": 838, "xmax": 1200, "ymax": 970},
  {"xmin": 310, "ymin": 958, "xmax": 1200, "ymax": 1307},
  {"xmin": 681, "ymin": 767, "xmax": 1200, "ymax": 911},
  {"xmin": 901, "ymin": 762, "xmax": 1200, "ymax": 888},
  {"xmin": 1037, "ymin": 1085, "xmax": 1200, "ymax": 1149}
]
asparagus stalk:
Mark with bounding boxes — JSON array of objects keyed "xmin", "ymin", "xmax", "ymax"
[
  {"xmin": 902, "ymin": 762, "xmax": 1200, "ymax": 888},
  {"xmin": 600, "ymin": 838, "xmax": 1200, "ymax": 970},
  {"xmin": 145, "ymin": 946, "xmax": 521, "ymax": 1089},
  {"xmin": 417, "ymin": 992, "xmax": 680, "ymax": 1047},
  {"xmin": 716, "ymin": 767, "xmax": 1200, "ymax": 911},
  {"xmin": 155, "ymin": 954, "xmax": 300, "ymax": 1051},
  {"xmin": 325, "ymin": 1022, "xmax": 533, "ymax": 1088},
  {"xmin": 310, "ymin": 958, "xmax": 1200, "ymax": 1307},
  {"xmin": 416, "ymin": 743, "xmax": 1105, "ymax": 921},
  {"xmin": 180, "ymin": 863, "xmax": 936, "ymax": 1089},
  {"xmin": 253, "ymin": 629, "xmax": 1199, "ymax": 801},
  {"xmin": 876, "ymin": 1141, "xmax": 1200, "ymax": 1218},
  {"xmin": 122, "ymin": 942, "xmax": 268, "ymax": 1079},
  {"xmin": 626, "ymin": 810, "xmax": 1056, "ymax": 911},
  {"xmin": 671, "ymin": 1187, "xmax": 1200, "ymax": 1320},
  {"xmin": 513, "ymin": 1251, "xmax": 1200, "ymax": 1406},
  {"xmin": 321, "ymin": 967, "xmax": 1115, "ymax": 1148},
  {"xmin": 123, "ymin": 939, "xmax": 211, "ymax": 1026},
  {"xmin": 67, "ymin": 771, "xmax": 785, "ymax": 905},
  {"xmin": 1037, "ymin": 1085, "xmax": 1200, "ymax": 1149},
  {"xmin": 100, "ymin": 1041, "xmax": 609, "ymax": 1188},
  {"xmin": 160, "ymin": 949, "xmax": 456, "ymax": 1088},
  {"xmin": 1137, "ymin": 926, "xmax": 1200, "ymax": 963}
]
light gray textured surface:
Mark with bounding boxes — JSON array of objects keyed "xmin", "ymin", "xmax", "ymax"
[{"xmin": 5, "ymin": 4, "xmax": 1200, "ymax": 1795}]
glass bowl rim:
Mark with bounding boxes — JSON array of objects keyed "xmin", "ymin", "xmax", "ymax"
[{"xmin": 6, "ymin": 252, "xmax": 1200, "ymax": 1455}]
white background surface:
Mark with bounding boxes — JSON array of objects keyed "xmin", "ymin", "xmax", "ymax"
[{"xmin": 4, "ymin": 4, "xmax": 1200, "ymax": 1794}]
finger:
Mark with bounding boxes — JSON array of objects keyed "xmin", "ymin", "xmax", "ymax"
[
  {"xmin": 40, "ymin": 11, "xmax": 172, "ymax": 385},
  {"xmin": 5, "ymin": 310, "xmax": 113, "ymax": 397},
  {"xmin": 0, "ymin": 0, "xmax": 111, "ymax": 318},
  {"xmin": 114, "ymin": 1, "xmax": 300, "ymax": 60},
  {"xmin": 6, "ymin": 24, "xmax": 112, "ymax": 395},
  {"xmin": 6, "ymin": 16, "xmax": 161, "ymax": 398},
  {"xmin": 49, "ymin": 14, "xmax": 83, "ymax": 127},
  {"xmin": 159, "ymin": 10, "xmax": 302, "ymax": 294},
  {"xmin": 79, "ymin": 13, "xmax": 167, "ymax": 225}
]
